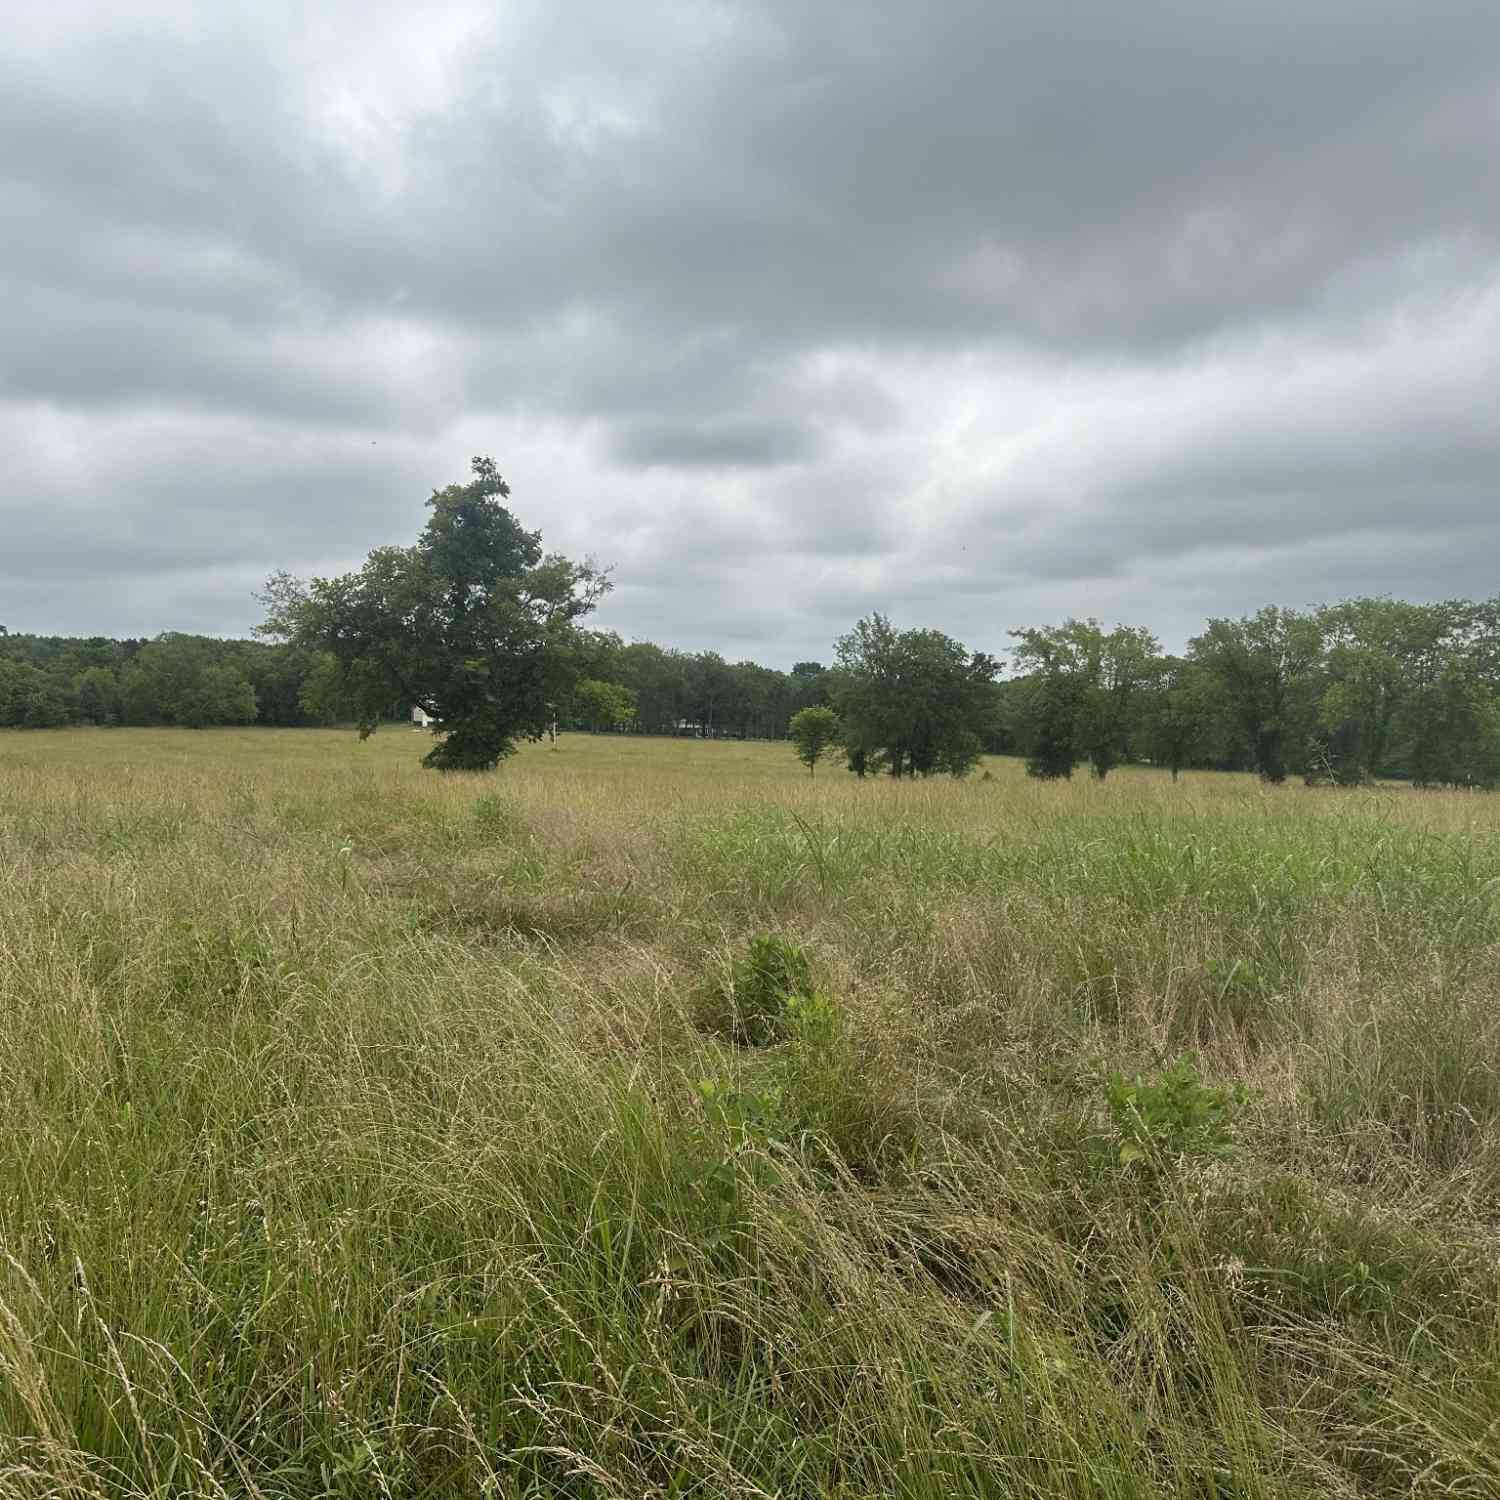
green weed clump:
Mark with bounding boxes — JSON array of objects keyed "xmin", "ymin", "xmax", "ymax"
[
  {"xmin": 1106, "ymin": 1056, "xmax": 1248, "ymax": 1167},
  {"xmin": 704, "ymin": 931, "xmax": 814, "ymax": 1045},
  {"xmin": 4, "ymin": 728, "xmax": 1500, "ymax": 1497}
]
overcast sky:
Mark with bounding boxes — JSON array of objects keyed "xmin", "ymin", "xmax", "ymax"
[{"xmin": 4, "ymin": 1, "xmax": 1498, "ymax": 666}]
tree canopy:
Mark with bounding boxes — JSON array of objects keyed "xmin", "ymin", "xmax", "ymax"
[
  {"xmin": 1187, "ymin": 607, "xmax": 1323, "ymax": 783},
  {"xmin": 573, "ymin": 678, "xmax": 637, "ymax": 734},
  {"xmin": 1010, "ymin": 619, "xmax": 1161, "ymax": 780},
  {"xmin": 788, "ymin": 705, "xmax": 841, "ymax": 775},
  {"xmin": 120, "ymin": 635, "xmax": 258, "ymax": 729},
  {"xmin": 832, "ymin": 615, "xmax": 996, "ymax": 778},
  {"xmin": 258, "ymin": 458, "xmax": 607, "ymax": 770}
]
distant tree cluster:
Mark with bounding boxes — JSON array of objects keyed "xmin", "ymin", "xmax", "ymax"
[
  {"xmin": 0, "ymin": 622, "xmax": 837, "ymax": 745},
  {"xmin": 0, "ymin": 628, "xmax": 344, "ymax": 730},
  {"xmin": 8, "ymin": 460, "xmax": 1500, "ymax": 791},
  {"xmin": 829, "ymin": 615, "xmax": 996, "ymax": 778},
  {"xmin": 555, "ymin": 642, "xmax": 833, "ymax": 742},
  {"xmin": 1004, "ymin": 600, "xmax": 1500, "ymax": 788}
]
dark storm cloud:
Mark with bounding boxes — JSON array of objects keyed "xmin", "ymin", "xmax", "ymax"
[
  {"xmin": 3, "ymin": 0, "xmax": 1499, "ymax": 658},
  {"xmin": 388, "ymin": 0, "xmax": 1500, "ymax": 351}
]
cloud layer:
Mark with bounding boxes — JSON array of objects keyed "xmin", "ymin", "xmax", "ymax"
[{"xmin": 4, "ymin": 0, "xmax": 1498, "ymax": 662}]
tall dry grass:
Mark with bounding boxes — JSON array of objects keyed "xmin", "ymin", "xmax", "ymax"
[{"xmin": 3, "ymin": 726, "xmax": 1500, "ymax": 1497}]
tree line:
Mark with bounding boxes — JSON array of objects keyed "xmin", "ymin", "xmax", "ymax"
[
  {"xmin": 0, "ymin": 630, "xmax": 310, "ymax": 730},
  {"xmin": 0, "ymin": 626, "xmax": 833, "ymax": 741},
  {"xmin": 787, "ymin": 601, "xmax": 1500, "ymax": 788},
  {"xmin": 6, "ymin": 458, "xmax": 1500, "ymax": 787},
  {"xmin": 1004, "ymin": 601, "xmax": 1500, "ymax": 788}
]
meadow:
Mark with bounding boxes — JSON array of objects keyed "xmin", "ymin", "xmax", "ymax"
[{"xmin": 3, "ymin": 726, "xmax": 1500, "ymax": 1498}]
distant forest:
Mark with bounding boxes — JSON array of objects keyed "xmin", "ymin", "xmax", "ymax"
[
  {"xmin": 0, "ymin": 627, "xmax": 830, "ymax": 740},
  {"xmin": 5, "ymin": 593, "xmax": 1500, "ymax": 787}
]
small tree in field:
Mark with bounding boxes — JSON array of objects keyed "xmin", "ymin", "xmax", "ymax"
[{"xmin": 789, "ymin": 706, "xmax": 840, "ymax": 776}]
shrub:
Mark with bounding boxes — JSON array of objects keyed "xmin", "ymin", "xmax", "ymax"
[{"xmin": 692, "ymin": 1077, "xmax": 787, "ymax": 1249}]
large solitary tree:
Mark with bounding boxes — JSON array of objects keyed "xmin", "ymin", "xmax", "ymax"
[{"xmin": 258, "ymin": 458, "xmax": 607, "ymax": 770}]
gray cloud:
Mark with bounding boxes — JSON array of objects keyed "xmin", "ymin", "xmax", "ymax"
[
  {"xmin": 612, "ymin": 418, "xmax": 824, "ymax": 470},
  {"xmin": 3, "ymin": 1, "xmax": 1499, "ymax": 662}
]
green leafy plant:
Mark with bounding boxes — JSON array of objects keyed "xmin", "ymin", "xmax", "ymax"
[
  {"xmin": 716, "ymin": 933, "xmax": 814, "ymax": 1046},
  {"xmin": 1106, "ymin": 1056, "xmax": 1248, "ymax": 1166},
  {"xmin": 695, "ymin": 1077, "xmax": 786, "ymax": 1144},
  {"xmin": 691, "ymin": 1078, "xmax": 787, "ymax": 1251},
  {"xmin": 697, "ymin": 988, "xmax": 911, "ymax": 1189},
  {"xmin": 772, "ymin": 990, "xmax": 876, "ymax": 1161},
  {"xmin": 693, "ymin": 993, "xmax": 845, "ymax": 1200},
  {"xmin": 782, "ymin": 989, "xmax": 841, "ymax": 1047}
]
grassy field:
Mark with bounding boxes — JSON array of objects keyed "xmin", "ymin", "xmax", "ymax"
[{"xmin": 4, "ymin": 726, "xmax": 1500, "ymax": 1498}]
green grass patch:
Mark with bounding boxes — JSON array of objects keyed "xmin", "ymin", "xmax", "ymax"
[{"xmin": 4, "ymin": 729, "xmax": 1500, "ymax": 1496}]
